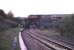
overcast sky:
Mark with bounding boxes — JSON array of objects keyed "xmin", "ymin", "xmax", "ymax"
[{"xmin": 0, "ymin": 0, "xmax": 74, "ymax": 17}]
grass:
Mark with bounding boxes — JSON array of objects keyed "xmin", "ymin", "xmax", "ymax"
[{"xmin": 0, "ymin": 27, "xmax": 21, "ymax": 50}]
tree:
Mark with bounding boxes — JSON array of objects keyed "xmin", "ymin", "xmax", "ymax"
[
  {"xmin": 7, "ymin": 11, "xmax": 14, "ymax": 19},
  {"xmin": 0, "ymin": 9, "xmax": 7, "ymax": 19},
  {"xmin": 60, "ymin": 14, "xmax": 74, "ymax": 41}
]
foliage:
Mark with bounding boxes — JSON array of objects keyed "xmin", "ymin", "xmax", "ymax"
[
  {"xmin": 59, "ymin": 14, "xmax": 74, "ymax": 41},
  {"xmin": 0, "ymin": 28, "xmax": 20, "ymax": 50},
  {"xmin": 0, "ymin": 9, "xmax": 18, "ymax": 31}
]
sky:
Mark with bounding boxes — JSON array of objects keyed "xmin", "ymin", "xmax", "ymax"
[{"xmin": 0, "ymin": 0, "xmax": 74, "ymax": 17}]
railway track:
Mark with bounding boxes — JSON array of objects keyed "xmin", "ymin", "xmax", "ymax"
[
  {"xmin": 33, "ymin": 29, "xmax": 74, "ymax": 45},
  {"xmin": 22, "ymin": 30, "xmax": 54, "ymax": 50},
  {"xmin": 29, "ymin": 29, "xmax": 74, "ymax": 49},
  {"xmin": 26, "ymin": 30, "xmax": 71, "ymax": 50},
  {"xmin": 21, "ymin": 29, "xmax": 73, "ymax": 50},
  {"xmin": 25, "ymin": 32, "xmax": 55, "ymax": 50}
]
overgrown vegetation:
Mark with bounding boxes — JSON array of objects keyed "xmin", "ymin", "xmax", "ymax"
[
  {"xmin": 0, "ymin": 9, "xmax": 21, "ymax": 50},
  {"xmin": 0, "ymin": 28, "xmax": 20, "ymax": 50},
  {"xmin": 59, "ymin": 14, "xmax": 74, "ymax": 42}
]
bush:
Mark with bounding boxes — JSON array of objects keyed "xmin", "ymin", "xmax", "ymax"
[{"xmin": 60, "ymin": 14, "xmax": 74, "ymax": 41}]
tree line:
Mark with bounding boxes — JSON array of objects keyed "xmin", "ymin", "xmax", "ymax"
[{"xmin": 0, "ymin": 9, "xmax": 18, "ymax": 31}]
